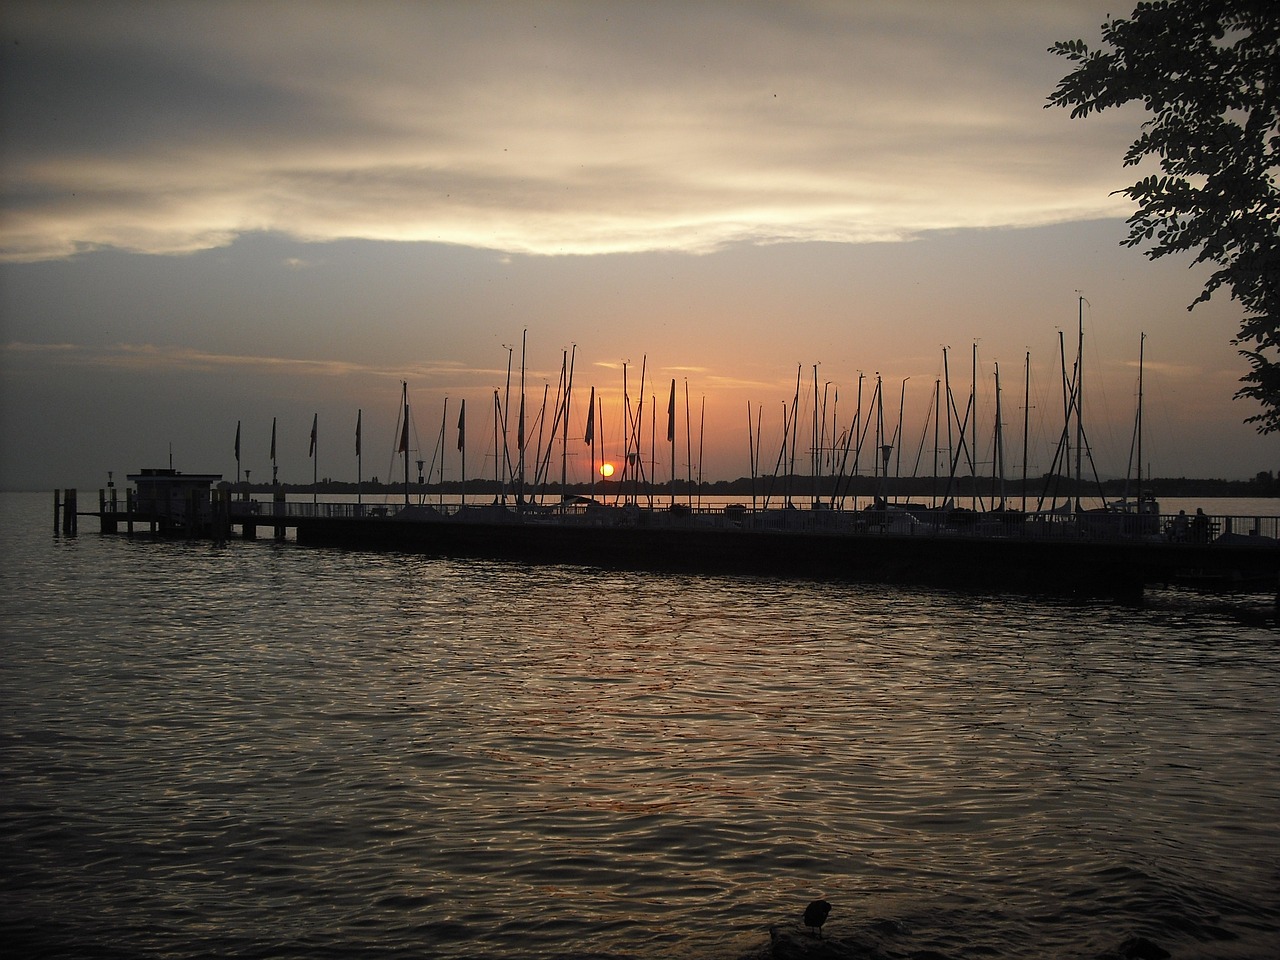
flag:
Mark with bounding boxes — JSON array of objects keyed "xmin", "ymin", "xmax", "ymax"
[
  {"xmin": 517, "ymin": 395, "xmax": 525, "ymax": 449},
  {"xmin": 309, "ymin": 414, "xmax": 317, "ymax": 457},
  {"xmin": 234, "ymin": 420, "xmax": 241, "ymax": 460},
  {"xmin": 270, "ymin": 417, "xmax": 276, "ymax": 461},
  {"xmin": 667, "ymin": 379, "xmax": 676, "ymax": 442},
  {"xmin": 457, "ymin": 400, "xmax": 465, "ymax": 451},
  {"xmin": 355, "ymin": 409, "xmax": 362, "ymax": 458},
  {"xmin": 398, "ymin": 416, "xmax": 408, "ymax": 453},
  {"xmin": 584, "ymin": 387, "xmax": 595, "ymax": 445}
]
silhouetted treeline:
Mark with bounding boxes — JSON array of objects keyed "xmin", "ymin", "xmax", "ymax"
[{"xmin": 223, "ymin": 470, "xmax": 1280, "ymax": 500}]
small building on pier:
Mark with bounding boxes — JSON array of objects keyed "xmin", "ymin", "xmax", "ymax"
[{"xmin": 127, "ymin": 468, "xmax": 223, "ymax": 534}]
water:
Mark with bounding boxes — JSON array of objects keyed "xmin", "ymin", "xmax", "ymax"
[{"xmin": 2, "ymin": 491, "xmax": 1278, "ymax": 959}]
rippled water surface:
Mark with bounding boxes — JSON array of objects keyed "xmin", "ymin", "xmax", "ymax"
[{"xmin": 2, "ymin": 493, "xmax": 1278, "ymax": 958}]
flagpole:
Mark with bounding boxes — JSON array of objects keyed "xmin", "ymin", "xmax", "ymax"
[
  {"xmin": 586, "ymin": 386, "xmax": 596, "ymax": 505},
  {"xmin": 310, "ymin": 413, "xmax": 318, "ymax": 506},
  {"xmin": 270, "ymin": 417, "xmax": 277, "ymax": 487},
  {"xmin": 356, "ymin": 409, "xmax": 363, "ymax": 508},
  {"xmin": 440, "ymin": 398, "xmax": 448, "ymax": 508},
  {"xmin": 401, "ymin": 381, "xmax": 410, "ymax": 508},
  {"xmin": 458, "ymin": 398, "xmax": 466, "ymax": 507},
  {"xmin": 668, "ymin": 379, "xmax": 676, "ymax": 507},
  {"xmin": 235, "ymin": 420, "xmax": 241, "ymax": 485}
]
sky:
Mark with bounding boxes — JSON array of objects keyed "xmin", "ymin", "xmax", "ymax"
[{"xmin": 1, "ymin": 0, "xmax": 1274, "ymax": 493}]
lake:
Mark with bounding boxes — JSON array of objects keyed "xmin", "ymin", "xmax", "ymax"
[{"xmin": 2, "ymin": 491, "xmax": 1277, "ymax": 958}]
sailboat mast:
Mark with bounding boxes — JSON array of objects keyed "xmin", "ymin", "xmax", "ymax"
[
  {"xmin": 970, "ymin": 342, "xmax": 978, "ymax": 511},
  {"xmin": 517, "ymin": 329, "xmax": 527, "ymax": 506},
  {"xmin": 668, "ymin": 378, "xmax": 676, "ymax": 507},
  {"xmin": 993, "ymin": 362, "xmax": 1004, "ymax": 509},
  {"xmin": 1021, "ymin": 350, "xmax": 1030, "ymax": 513},
  {"xmin": 439, "ymin": 398, "xmax": 448, "ymax": 507},
  {"xmin": 684, "ymin": 379, "xmax": 693, "ymax": 507},
  {"xmin": 502, "ymin": 346, "xmax": 512, "ymax": 504},
  {"xmin": 1074, "ymin": 296, "xmax": 1084, "ymax": 510},
  {"xmin": 933, "ymin": 378, "xmax": 941, "ymax": 508},
  {"xmin": 561, "ymin": 346, "xmax": 575, "ymax": 503},
  {"xmin": 402, "ymin": 381, "xmax": 410, "ymax": 507},
  {"xmin": 1136, "ymin": 333, "xmax": 1145, "ymax": 505},
  {"xmin": 492, "ymin": 390, "xmax": 500, "ymax": 491},
  {"xmin": 812, "ymin": 364, "xmax": 819, "ymax": 506}
]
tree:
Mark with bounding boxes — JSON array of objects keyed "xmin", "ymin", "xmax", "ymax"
[{"xmin": 1046, "ymin": 0, "xmax": 1280, "ymax": 432}]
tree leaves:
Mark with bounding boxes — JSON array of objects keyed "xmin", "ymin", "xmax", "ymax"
[{"xmin": 1048, "ymin": 0, "xmax": 1280, "ymax": 433}]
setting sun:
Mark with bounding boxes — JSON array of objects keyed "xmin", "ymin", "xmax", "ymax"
[{"xmin": 599, "ymin": 462, "xmax": 615, "ymax": 478}]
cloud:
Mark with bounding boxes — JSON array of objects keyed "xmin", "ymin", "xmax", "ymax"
[
  {"xmin": 1, "ymin": 1, "xmax": 1132, "ymax": 263},
  {"xmin": 1, "ymin": 340, "xmax": 493, "ymax": 383}
]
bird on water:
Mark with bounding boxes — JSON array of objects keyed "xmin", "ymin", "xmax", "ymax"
[{"xmin": 803, "ymin": 899, "xmax": 831, "ymax": 938}]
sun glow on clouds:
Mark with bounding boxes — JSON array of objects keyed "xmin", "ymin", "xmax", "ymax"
[
  {"xmin": 1, "ymin": 1, "xmax": 1133, "ymax": 263},
  {"xmin": 1, "ymin": 341, "xmax": 492, "ymax": 384}
]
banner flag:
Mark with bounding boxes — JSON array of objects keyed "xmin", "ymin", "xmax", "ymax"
[{"xmin": 667, "ymin": 379, "xmax": 676, "ymax": 442}]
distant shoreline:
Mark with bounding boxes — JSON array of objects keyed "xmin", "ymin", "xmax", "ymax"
[
  {"xmin": 10, "ymin": 474, "xmax": 1278, "ymax": 498},
  {"xmin": 218, "ymin": 473, "xmax": 1278, "ymax": 500}
]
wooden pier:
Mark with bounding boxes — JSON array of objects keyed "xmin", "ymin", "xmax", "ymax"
[{"xmin": 66, "ymin": 484, "xmax": 1280, "ymax": 605}]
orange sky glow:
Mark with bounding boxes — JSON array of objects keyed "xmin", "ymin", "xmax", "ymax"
[{"xmin": 1, "ymin": 1, "xmax": 1273, "ymax": 489}]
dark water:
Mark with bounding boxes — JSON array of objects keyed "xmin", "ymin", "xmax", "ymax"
[{"xmin": 2, "ymin": 492, "xmax": 1278, "ymax": 959}]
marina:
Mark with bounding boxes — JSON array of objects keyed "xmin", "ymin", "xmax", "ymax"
[{"xmin": 61, "ymin": 470, "xmax": 1280, "ymax": 604}]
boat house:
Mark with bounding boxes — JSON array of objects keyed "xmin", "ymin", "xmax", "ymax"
[{"xmin": 127, "ymin": 468, "xmax": 223, "ymax": 534}]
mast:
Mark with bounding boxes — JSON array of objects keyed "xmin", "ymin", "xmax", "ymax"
[
  {"xmin": 310, "ymin": 413, "xmax": 319, "ymax": 506},
  {"xmin": 439, "ymin": 398, "xmax": 448, "ymax": 507},
  {"xmin": 401, "ymin": 381, "xmax": 410, "ymax": 507},
  {"xmin": 668, "ymin": 378, "xmax": 677, "ymax": 507},
  {"xmin": 1021, "ymin": 350, "xmax": 1030, "ymax": 513},
  {"xmin": 993, "ymin": 362, "xmax": 1005, "ymax": 509},
  {"xmin": 875, "ymin": 373, "xmax": 888, "ymax": 504},
  {"xmin": 356, "ymin": 409, "xmax": 362, "ymax": 507},
  {"xmin": 783, "ymin": 363, "xmax": 793, "ymax": 512},
  {"xmin": 458, "ymin": 399, "xmax": 466, "ymax": 507},
  {"xmin": 502, "ymin": 343, "xmax": 513, "ymax": 504},
  {"xmin": 812, "ymin": 364, "xmax": 820, "ymax": 506},
  {"xmin": 1136, "ymin": 332, "xmax": 1145, "ymax": 506},
  {"xmin": 896, "ymin": 377, "xmax": 909, "ymax": 487},
  {"xmin": 932, "ymin": 378, "xmax": 941, "ymax": 508},
  {"xmin": 585, "ymin": 386, "xmax": 596, "ymax": 504},
  {"xmin": 1074, "ymin": 296, "xmax": 1084, "ymax": 511},
  {"xmin": 684, "ymin": 379, "xmax": 693, "ymax": 507},
  {"xmin": 697, "ymin": 393, "xmax": 705, "ymax": 511},
  {"xmin": 492, "ymin": 390, "xmax": 501, "ymax": 491},
  {"xmin": 517, "ymin": 328, "xmax": 527, "ymax": 507},
  {"xmin": 970, "ymin": 342, "xmax": 978, "ymax": 511},
  {"xmin": 561, "ymin": 346, "xmax": 575, "ymax": 506},
  {"xmin": 852, "ymin": 372, "xmax": 864, "ymax": 507}
]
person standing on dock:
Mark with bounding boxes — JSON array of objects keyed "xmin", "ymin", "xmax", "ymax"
[{"xmin": 1191, "ymin": 508, "xmax": 1210, "ymax": 544}]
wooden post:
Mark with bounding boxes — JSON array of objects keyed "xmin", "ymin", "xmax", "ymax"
[
  {"xmin": 274, "ymin": 488, "xmax": 286, "ymax": 540},
  {"xmin": 126, "ymin": 489, "xmax": 135, "ymax": 535},
  {"xmin": 53, "ymin": 489, "xmax": 61, "ymax": 534},
  {"xmin": 62, "ymin": 489, "xmax": 77, "ymax": 535},
  {"xmin": 99, "ymin": 488, "xmax": 117, "ymax": 533}
]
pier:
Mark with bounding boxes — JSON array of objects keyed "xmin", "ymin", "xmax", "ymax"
[{"xmin": 64, "ymin": 477, "xmax": 1280, "ymax": 604}]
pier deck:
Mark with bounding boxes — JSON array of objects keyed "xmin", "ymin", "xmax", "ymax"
[{"xmin": 73, "ymin": 494, "xmax": 1280, "ymax": 604}]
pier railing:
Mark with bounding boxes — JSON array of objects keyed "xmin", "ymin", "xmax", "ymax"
[{"xmin": 217, "ymin": 499, "xmax": 1280, "ymax": 547}]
